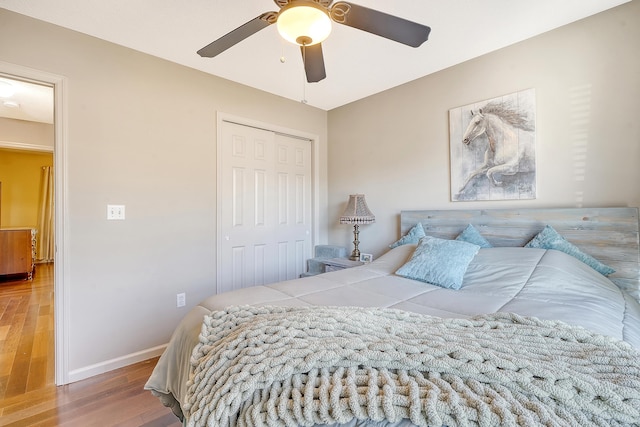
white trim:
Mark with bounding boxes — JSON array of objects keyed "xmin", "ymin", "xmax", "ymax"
[
  {"xmin": 215, "ymin": 112, "xmax": 320, "ymax": 293},
  {"xmin": 0, "ymin": 140, "xmax": 54, "ymax": 152},
  {"xmin": 0, "ymin": 61, "xmax": 70, "ymax": 385},
  {"xmin": 68, "ymin": 345, "xmax": 167, "ymax": 384}
]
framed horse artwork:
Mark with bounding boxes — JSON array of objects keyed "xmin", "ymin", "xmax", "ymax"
[{"xmin": 449, "ymin": 88, "xmax": 536, "ymax": 201}]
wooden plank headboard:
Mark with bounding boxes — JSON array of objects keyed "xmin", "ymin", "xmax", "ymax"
[{"xmin": 400, "ymin": 207, "xmax": 640, "ymax": 299}]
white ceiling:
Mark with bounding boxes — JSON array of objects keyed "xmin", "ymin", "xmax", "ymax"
[
  {"xmin": 0, "ymin": 0, "xmax": 630, "ymax": 115},
  {"xmin": 0, "ymin": 76, "xmax": 53, "ymax": 124}
]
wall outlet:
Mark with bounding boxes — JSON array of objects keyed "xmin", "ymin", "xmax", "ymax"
[
  {"xmin": 107, "ymin": 204, "xmax": 125, "ymax": 220},
  {"xmin": 176, "ymin": 292, "xmax": 186, "ymax": 308}
]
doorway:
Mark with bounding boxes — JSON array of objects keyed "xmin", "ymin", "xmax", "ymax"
[{"xmin": 0, "ymin": 62, "xmax": 68, "ymax": 385}]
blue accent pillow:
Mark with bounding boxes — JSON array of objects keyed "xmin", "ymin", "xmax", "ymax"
[
  {"xmin": 395, "ymin": 236, "xmax": 480, "ymax": 290},
  {"xmin": 524, "ymin": 225, "xmax": 615, "ymax": 276},
  {"xmin": 455, "ymin": 224, "xmax": 492, "ymax": 248},
  {"xmin": 389, "ymin": 222, "xmax": 426, "ymax": 249}
]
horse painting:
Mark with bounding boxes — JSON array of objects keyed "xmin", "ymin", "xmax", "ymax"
[{"xmin": 453, "ymin": 99, "xmax": 535, "ymax": 200}]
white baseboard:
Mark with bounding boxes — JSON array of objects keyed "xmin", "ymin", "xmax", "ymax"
[{"xmin": 67, "ymin": 344, "xmax": 167, "ymax": 384}]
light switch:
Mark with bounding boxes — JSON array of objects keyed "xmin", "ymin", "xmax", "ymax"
[{"xmin": 107, "ymin": 204, "xmax": 125, "ymax": 220}]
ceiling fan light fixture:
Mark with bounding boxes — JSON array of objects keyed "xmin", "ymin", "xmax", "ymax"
[
  {"xmin": 3, "ymin": 100, "xmax": 20, "ymax": 108},
  {"xmin": 277, "ymin": 2, "xmax": 332, "ymax": 46}
]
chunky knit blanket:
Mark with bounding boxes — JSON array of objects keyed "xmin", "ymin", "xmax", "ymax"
[{"xmin": 184, "ymin": 306, "xmax": 640, "ymax": 427}]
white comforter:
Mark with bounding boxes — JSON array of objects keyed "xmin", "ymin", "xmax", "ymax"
[{"xmin": 145, "ymin": 245, "xmax": 640, "ymax": 424}]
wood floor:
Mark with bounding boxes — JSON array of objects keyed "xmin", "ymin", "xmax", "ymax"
[{"xmin": 0, "ymin": 264, "xmax": 181, "ymax": 426}]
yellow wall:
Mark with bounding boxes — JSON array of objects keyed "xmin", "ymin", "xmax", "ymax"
[{"xmin": 0, "ymin": 149, "xmax": 53, "ymax": 228}]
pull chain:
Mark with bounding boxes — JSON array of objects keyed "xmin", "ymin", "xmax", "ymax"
[{"xmin": 301, "ymin": 44, "xmax": 308, "ymax": 104}]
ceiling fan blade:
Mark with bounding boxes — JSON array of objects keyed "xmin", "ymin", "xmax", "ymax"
[
  {"xmin": 197, "ymin": 12, "xmax": 277, "ymax": 58},
  {"xmin": 330, "ymin": 2, "xmax": 430, "ymax": 47},
  {"xmin": 301, "ymin": 43, "xmax": 326, "ymax": 83}
]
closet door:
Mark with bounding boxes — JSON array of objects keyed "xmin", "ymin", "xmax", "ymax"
[{"xmin": 218, "ymin": 121, "xmax": 312, "ymax": 293}]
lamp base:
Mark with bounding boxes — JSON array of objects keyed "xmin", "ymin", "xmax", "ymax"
[{"xmin": 349, "ymin": 224, "xmax": 361, "ymax": 261}]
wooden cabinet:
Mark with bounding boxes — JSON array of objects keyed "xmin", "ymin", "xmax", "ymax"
[{"xmin": 0, "ymin": 229, "xmax": 35, "ymax": 279}]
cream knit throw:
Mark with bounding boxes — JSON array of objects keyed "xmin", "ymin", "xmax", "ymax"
[{"xmin": 184, "ymin": 306, "xmax": 640, "ymax": 427}]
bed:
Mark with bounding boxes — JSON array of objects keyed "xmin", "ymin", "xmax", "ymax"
[{"xmin": 145, "ymin": 207, "xmax": 640, "ymax": 426}]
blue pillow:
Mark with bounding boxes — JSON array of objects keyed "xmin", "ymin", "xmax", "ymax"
[
  {"xmin": 524, "ymin": 225, "xmax": 615, "ymax": 276},
  {"xmin": 395, "ymin": 236, "xmax": 480, "ymax": 290},
  {"xmin": 389, "ymin": 222, "xmax": 426, "ymax": 249},
  {"xmin": 455, "ymin": 224, "xmax": 492, "ymax": 248}
]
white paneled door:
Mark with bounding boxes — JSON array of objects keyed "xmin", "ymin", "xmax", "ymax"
[{"xmin": 218, "ymin": 121, "xmax": 312, "ymax": 294}]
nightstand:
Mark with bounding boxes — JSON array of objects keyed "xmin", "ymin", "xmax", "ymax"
[
  {"xmin": 301, "ymin": 245, "xmax": 348, "ymax": 277},
  {"xmin": 322, "ymin": 257, "xmax": 364, "ymax": 272}
]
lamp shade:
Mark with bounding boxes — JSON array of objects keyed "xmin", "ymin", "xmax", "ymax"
[
  {"xmin": 340, "ymin": 194, "xmax": 375, "ymax": 224},
  {"xmin": 277, "ymin": 2, "xmax": 332, "ymax": 46}
]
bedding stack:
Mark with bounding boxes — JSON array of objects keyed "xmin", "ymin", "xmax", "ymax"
[
  {"xmin": 184, "ymin": 306, "xmax": 640, "ymax": 427},
  {"xmin": 390, "ymin": 223, "xmax": 616, "ymax": 291}
]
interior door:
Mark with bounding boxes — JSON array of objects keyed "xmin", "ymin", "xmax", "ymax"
[{"xmin": 218, "ymin": 121, "xmax": 312, "ymax": 293}]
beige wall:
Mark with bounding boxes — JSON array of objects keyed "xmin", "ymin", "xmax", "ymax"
[
  {"xmin": 0, "ymin": 149, "xmax": 53, "ymax": 228},
  {"xmin": 328, "ymin": 1, "xmax": 640, "ymax": 259},
  {"xmin": 0, "ymin": 9, "xmax": 328, "ymax": 379},
  {"xmin": 0, "ymin": 117, "xmax": 54, "ymax": 149}
]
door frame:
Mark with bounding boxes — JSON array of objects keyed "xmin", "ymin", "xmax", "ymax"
[
  {"xmin": 0, "ymin": 61, "xmax": 69, "ymax": 385},
  {"xmin": 216, "ymin": 112, "xmax": 320, "ymax": 292}
]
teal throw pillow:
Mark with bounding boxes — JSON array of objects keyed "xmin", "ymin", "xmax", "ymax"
[
  {"xmin": 395, "ymin": 236, "xmax": 480, "ymax": 290},
  {"xmin": 525, "ymin": 225, "xmax": 615, "ymax": 276},
  {"xmin": 389, "ymin": 222, "xmax": 426, "ymax": 249},
  {"xmin": 455, "ymin": 224, "xmax": 493, "ymax": 248}
]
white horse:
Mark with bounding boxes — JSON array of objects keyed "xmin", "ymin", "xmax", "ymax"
[{"xmin": 457, "ymin": 102, "xmax": 535, "ymax": 197}]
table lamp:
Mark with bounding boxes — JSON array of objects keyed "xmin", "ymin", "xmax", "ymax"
[{"xmin": 339, "ymin": 194, "xmax": 375, "ymax": 261}]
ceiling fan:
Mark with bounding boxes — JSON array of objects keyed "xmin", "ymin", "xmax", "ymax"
[{"xmin": 197, "ymin": 0, "xmax": 431, "ymax": 83}]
